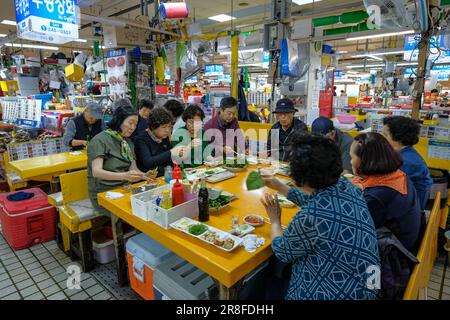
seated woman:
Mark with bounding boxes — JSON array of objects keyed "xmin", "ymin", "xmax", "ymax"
[
  {"xmin": 171, "ymin": 104, "xmax": 213, "ymax": 168},
  {"xmin": 383, "ymin": 116, "xmax": 433, "ymax": 211},
  {"xmin": 260, "ymin": 133, "xmax": 380, "ymax": 300},
  {"xmin": 350, "ymin": 132, "xmax": 421, "ymax": 252},
  {"xmin": 134, "ymin": 107, "xmax": 188, "ymax": 177},
  {"xmin": 88, "ymin": 106, "xmax": 148, "ymax": 216}
]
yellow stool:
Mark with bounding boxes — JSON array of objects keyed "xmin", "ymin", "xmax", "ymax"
[{"xmin": 58, "ymin": 170, "xmax": 105, "ymax": 272}]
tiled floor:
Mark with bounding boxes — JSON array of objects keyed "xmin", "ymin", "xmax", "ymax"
[
  {"xmin": 0, "ymin": 232, "xmax": 140, "ymax": 300},
  {"xmin": 0, "ymin": 228, "xmax": 449, "ymax": 300}
]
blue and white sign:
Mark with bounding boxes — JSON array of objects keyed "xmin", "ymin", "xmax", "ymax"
[
  {"xmin": 404, "ymin": 65, "xmax": 450, "ymax": 81},
  {"xmin": 15, "ymin": 0, "xmax": 79, "ymax": 44},
  {"xmin": 204, "ymin": 64, "xmax": 224, "ymax": 77},
  {"xmin": 404, "ymin": 34, "xmax": 450, "ymax": 63}
]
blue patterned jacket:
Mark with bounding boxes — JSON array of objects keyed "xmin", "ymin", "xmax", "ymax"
[{"xmin": 271, "ymin": 179, "xmax": 381, "ymax": 300}]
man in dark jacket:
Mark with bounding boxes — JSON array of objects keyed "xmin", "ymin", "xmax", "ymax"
[
  {"xmin": 264, "ymin": 98, "xmax": 307, "ymax": 162},
  {"xmin": 63, "ymin": 102, "xmax": 105, "ymax": 151}
]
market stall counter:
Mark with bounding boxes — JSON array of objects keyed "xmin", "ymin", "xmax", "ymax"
[{"xmin": 98, "ymin": 164, "xmax": 298, "ymax": 300}]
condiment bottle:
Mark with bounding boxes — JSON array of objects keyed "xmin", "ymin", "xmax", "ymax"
[
  {"xmin": 198, "ymin": 178, "xmax": 209, "ymax": 222},
  {"xmin": 172, "ymin": 179, "xmax": 185, "ymax": 207},
  {"xmin": 161, "ymin": 190, "xmax": 172, "ymax": 209},
  {"xmin": 172, "ymin": 162, "xmax": 182, "ymax": 180}
]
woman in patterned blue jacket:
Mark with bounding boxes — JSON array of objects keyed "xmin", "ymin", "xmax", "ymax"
[{"xmin": 260, "ymin": 133, "xmax": 380, "ymax": 300}]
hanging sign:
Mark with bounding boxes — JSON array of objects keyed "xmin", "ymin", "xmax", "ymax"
[
  {"xmin": 106, "ymin": 48, "xmax": 128, "ymax": 99},
  {"xmin": 15, "ymin": 0, "xmax": 79, "ymax": 44},
  {"xmin": 404, "ymin": 34, "xmax": 450, "ymax": 63}
]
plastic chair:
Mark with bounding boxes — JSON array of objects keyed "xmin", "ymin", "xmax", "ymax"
[
  {"xmin": 58, "ymin": 169, "xmax": 105, "ymax": 272},
  {"xmin": 403, "ymin": 193, "xmax": 442, "ymax": 300}
]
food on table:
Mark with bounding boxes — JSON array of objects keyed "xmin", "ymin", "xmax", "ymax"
[
  {"xmin": 244, "ymin": 215, "xmax": 265, "ymax": 226},
  {"xmin": 188, "ymin": 224, "xmax": 208, "ymax": 236},
  {"xmin": 175, "ymin": 218, "xmax": 192, "ymax": 231},
  {"xmin": 145, "ymin": 168, "xmax": 158, "ymax": 177},
  {"xmin": 201, "ymin": 231, "xmax": 219, "ymax": 243},
  {"xmin": 277, "ymin": 194, "xmax": 295, "ymax": 208},
  {"xmin": 209, "ymin": 195, "xmax": 232, "ymax": 209},
  {"xmin": 223, "ymin": 238, "xmax": 235, "ymax": 250},
  {"xmin": 223, "ymin": 157, "xmax": 248, "ymax": 169},
  {"xmin": 214, "ymin": 238, "xmax": 225, "ymax": 247}
]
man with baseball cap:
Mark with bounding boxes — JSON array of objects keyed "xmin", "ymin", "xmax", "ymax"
[
  {"xmin": 63, "ymin": 102, "xmax": 106, "ymax": 151},
  {"xmin": 264, "ymin": 98, "xmax": 307, "ymax": 162},
  {"xmin": 311, "ymin": 116, "xmax": 353, "ymax": 174}
]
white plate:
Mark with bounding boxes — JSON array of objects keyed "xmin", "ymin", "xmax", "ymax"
[
  {"xmin": 227, "ymin": 224, "xmax": 255, "ymax": 237},
  {"xmin": 170, "ymin": 217, "xmax": 243, "ymax": 252}
]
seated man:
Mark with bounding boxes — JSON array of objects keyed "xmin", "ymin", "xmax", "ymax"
[
  {"xmin": 63, "ymin": 102, "xmax": 105, "ymax": 151},
  {"xmin": 132, "ymin": 98, "xmax": 154, "ymax": 139},
  {"xmin": 383, "ymin": 116, "xmax": 433, "ymax": 211},
  {"xmin": 204, "ymin": 96, "xmax": 247, "ymax": 157},
  {"xmin": 264, "ymin": 99, "xmax": 307, "ymax": 162},
  {"xmin": 311, "ymin": 117, "xmax": 353, "ymax": 174}
]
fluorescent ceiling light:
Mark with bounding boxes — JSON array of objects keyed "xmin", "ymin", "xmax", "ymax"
[
  {"xmin": 208, "ymin": 14, "xmax": 236, "ymax": 22},
  {"xmin": 74, "ymin": 39, "xmax": 87, "ymax": 43},
  {"xmin": 346, "ymin": 30, "xmax": 414, "ymax": 41},
  {"xmin": 346, "ymin": 64, "xmax": 384, "ymax": 68},
  {"xmin": 219, "ymin": 47, "xmax": 264, "ymax": 55},
  {"xmin": 293, "ymin": 0, "xmax": 322, "ymax": 5},
  {"xmin": 0, "ymin": 34, "xmax": 7, "ymax": 37},
  {"xmin": 353, "ymin": 50, "xmax": 406, "ymax": 57},
  {"xmin": 397, "ymin": 62, "xmax": 419, "ymax": 66},
  {"xmin": 5, "ymin": 43, "xmax": 59, "ymax": 50},
  {"xmin": 1, "ymin": 20, "xmax": 16, "ymax": 26}
]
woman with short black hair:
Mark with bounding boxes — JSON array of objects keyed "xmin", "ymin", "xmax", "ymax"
[
  {"xmin": 350, "ymin": 132, "xmax": 421, "ymax": 251},
  {"xmin": 164, "ymin": 99, "xmax": 185, "ymax": 132},
  {"xmin": 260, "ymin": 133, "xmax": 380, "ymax": 300},
  {"xmin": 134, "ymin": 108, "xmax": 188, "ymax": 177},
  {"xmin": 88, "ymin": 106, "xmax": 148, "ymax": 216},
  {"xmin": 171, "ymin": 104, "xmax": 212, "ymax": 168},
  {"xmin": 383, "ymin": 116, "xmax": 433, "ymax": 210}
]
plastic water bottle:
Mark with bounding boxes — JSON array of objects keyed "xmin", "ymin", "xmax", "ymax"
[{"xmin": 164, "ymin": 166, "xmax": 173, "ymax": 184}]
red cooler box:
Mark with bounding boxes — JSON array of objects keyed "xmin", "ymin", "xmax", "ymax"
[{"xmin": 0, "ymin": 188, "xmax": 56, "ymax": 250}]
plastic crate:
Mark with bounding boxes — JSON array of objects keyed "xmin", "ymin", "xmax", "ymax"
[
  {"xmin": 130, "ymin": 184, "xmax": 199, "ymax": 229},
  {"xmin": 153, "ymin": 255, "xmax": 218, "ymax": 300}
]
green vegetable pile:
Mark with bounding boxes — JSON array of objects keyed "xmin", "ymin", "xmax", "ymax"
[
  {"xmin": 205, "ymin": 170, "xmax": 215, "ymax": 175},
  {"xmin": 209, "ymin": 195, "xmax": 232, "ymax": 209},
  {"xmin": 188, "ymin": 224, "xmax": 208, "ymax": 236},
  {"xmin": 224, "ymin": 157, "xmax": 248, "ymax": 169},
  {"xmin": 246, "ymin": 171, "xmax": 265, "ymax": 191}
]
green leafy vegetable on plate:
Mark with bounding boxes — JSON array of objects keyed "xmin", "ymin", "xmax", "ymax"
[
  {"xmin": 188, "ymin": 224, "xmax": 208, "ymax": 236},
  {"xmin": 209, "ymin": 195, "xmax": 232, "ymax": 209}
]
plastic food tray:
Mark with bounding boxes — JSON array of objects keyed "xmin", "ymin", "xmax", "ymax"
[
  {"xmin": 185, "ymin": 167, "xmax": 227, "ymax": 182},
  {"xmin": 170, "ymin": 217, "xmax": 243, "ymax": 252},
  {"xmin": 206, "ymin": 171, "xmax": 237, "ymax": 183}
]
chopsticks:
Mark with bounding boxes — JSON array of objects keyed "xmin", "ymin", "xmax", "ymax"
[{"xmin": 263, "ymin": 217, "xmax": 287, "ymax": 230}]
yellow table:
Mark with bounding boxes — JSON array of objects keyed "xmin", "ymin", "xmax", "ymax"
[
  {"xmin": 98, "ymin": 165, "xmax": 298, "ymax": 299},
  {"xmin": 8, "ymin": 151, "xmax": 88, "ymax": 180}
]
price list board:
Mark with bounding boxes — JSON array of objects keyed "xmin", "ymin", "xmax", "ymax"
[
  {"xmin": 420, "ymin": 125, "xmax": 450, "ymax": 140},
  {"xmin": 427, "ymin": 139, "xmax": 450, "ymax": 161},
  {"xmin": 8, "ymin": 138, "xmax": 70, "ymax": 161}
]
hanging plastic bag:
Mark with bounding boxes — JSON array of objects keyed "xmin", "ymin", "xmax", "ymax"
[{"xmin": 281, "ymin": 38, "xmax": 300, "ymax": 77}]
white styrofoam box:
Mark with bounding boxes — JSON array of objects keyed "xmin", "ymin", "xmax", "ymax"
[
  {"xmin": 131, "ymin": 185, "xmax": 199, "ymax": 229},
  {"xmin": 292, "ymin": 19, "xmax": 313, "ymax": 40}
]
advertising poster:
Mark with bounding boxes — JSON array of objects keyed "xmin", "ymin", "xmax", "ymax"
[{"xmin": 107, "ymin": 48, "xmax": 128, "ymax": 99}]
